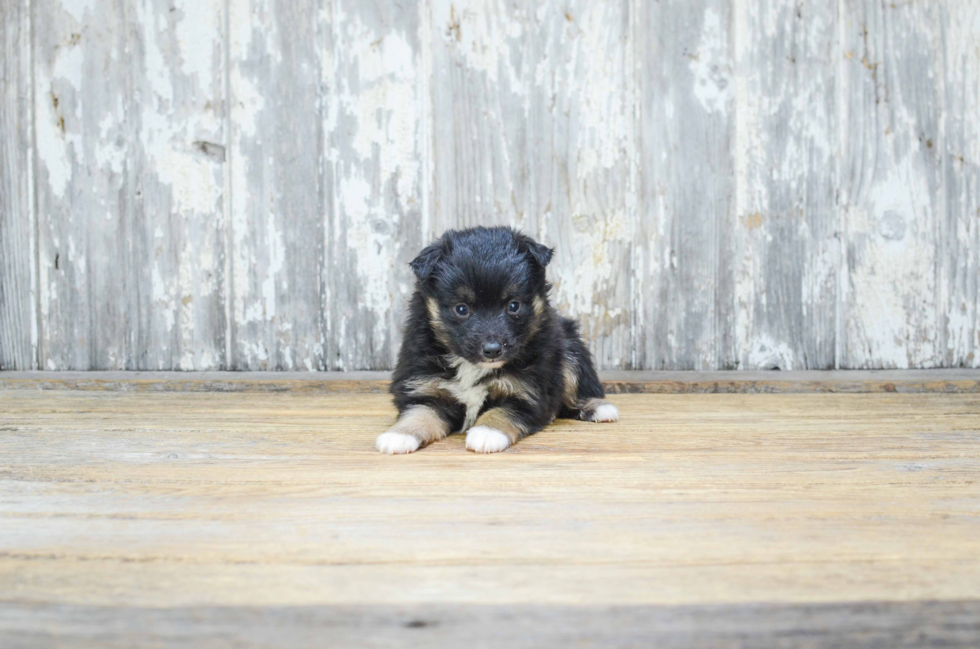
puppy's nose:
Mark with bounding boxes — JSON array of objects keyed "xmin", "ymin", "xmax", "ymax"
[{"xmin": 482, "ymin": 342, "xmax": 502, "ymax": 359}]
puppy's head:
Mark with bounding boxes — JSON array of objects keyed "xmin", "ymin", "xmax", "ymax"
[{"xmin": 410, "ymin": 227, "xmax": 553, "ymax": 368}]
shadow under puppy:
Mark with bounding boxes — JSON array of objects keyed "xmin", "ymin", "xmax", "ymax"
[{"xmin": 377, "ymin": 226, "xmax": 619, "ymax": 454}]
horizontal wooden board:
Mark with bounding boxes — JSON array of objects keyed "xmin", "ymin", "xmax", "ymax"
[
  {"xmin": 2, "ymin": 370, "xmax": 979, "ymax": 393},
  {"xmin": 1, "ymin": 600, "xmax": 979, "ymax": 649}
]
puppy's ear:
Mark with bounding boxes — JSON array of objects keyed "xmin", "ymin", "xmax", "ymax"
[
  {"xmin": 409, "ymin": 239, "xmax": 445, "ymax": 281},
  {"xmin": 516, "ymin": 232, "xmax": 554, "ymax": 268}
]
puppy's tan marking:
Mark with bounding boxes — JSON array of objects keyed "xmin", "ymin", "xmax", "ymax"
[
  {"xmin": 561, "ymin": 354, "xmax": 579, "ymax": 408},
  {"xmin": 457, "ymin": 286, "xmax": 476, "ymax": 302},
  {"xmin": 425, "ymin": 297, "xmax": 443, "ymax": 328},
  {"xmin": 377, "ymin": 404, "xmax": 450, "ymax": 454},
  {"xmin": 387, "ymin": 404, "xmax": 450, "ymax": 445},
  {"xmin": 526, "ymin": 295, "xmax": 547, "ymax": 340},
  {"xmin": 403, "ymin": 376, "xmax": 452, "ymax": 400},
  {"xmin": 472, "ymin": 407, "xmax": 525, "ymax": 444},
  {"xmin": 486, "ymin": 375, "xmax": 537, "ymax": 403},
  {"xmin": 532, "ymin": 295, "xmax": 546, "ymax": 316},
  {"xmin": 426, "ymin": 297, "xmax": 452, "ymax": 347}
]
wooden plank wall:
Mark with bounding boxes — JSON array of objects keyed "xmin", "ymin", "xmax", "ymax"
[{"xmin": 1, "ymin": 0, "xmax": 978, "ymax": 371}]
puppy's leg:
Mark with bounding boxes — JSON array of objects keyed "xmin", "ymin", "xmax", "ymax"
[
  {"xmin": 560, "ymin": 321, "xmax": 619, "ymax": 423},
  {"xmin": 465, "ymin": 396, "xmax": 557, "ymax": 453},
  {"xmin": 465, "ymin": 407, "xmax": 525, "ymax": 453},
  {"xmin": 376, "ymin": 404, "xmax": 451, "ymax": 454},
  {"xmin": 572, "ymin": 370, "xmax": 619, "ymax": 423},
  {"xmin": 577, "ymin": 397, "xmax": 620, "ymax": 423}
]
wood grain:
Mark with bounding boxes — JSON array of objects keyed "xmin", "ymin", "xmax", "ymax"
[
  {"xmin": 133, "ymin": 0, "xmax": 228, "ymax": 370},
  {"xmin": 732, "ymin": 0, "xmax": 838, "ymax": 370},
  {"xmin": 2, "ymin": 600, "xmax": 979, "ymax": 648},
  {"xmin": 529, "ymin": 0, "xmax": 634, "ymax": 369},
  {"xmin": 429, "ymin": 0, "xmax": 528, "ymax": 233},
  {"xmin": 326, "ymin": 0, "xmax": 427, "ymax": 370},
  {"xmin": 34, "ymin": 0, "xmax": 133, "ymax": 369},
  {"xmin": 839, "ymin": 1, "xmax": 945, "ymax": 368},
  {"xmin": 32, "ymin": 0, "xmax": 227, "ymax": 370},
  {"xmin": 228, "ymin": 0, "xmax": 324, "ymax": 370},
  {"xmin": 0, "ymin": 0, "xmax": 35, "ymax": 370},
  {"xmin": 942, "ymin": 2, "xmax": 980, "ymax": 368},
  {"xmin": 635, "ymin": 0, "xmax": 737, "ymax": 370},
  {"xmin": 0, "ymin": 389, "xmax": 978, "ymax": 645}
]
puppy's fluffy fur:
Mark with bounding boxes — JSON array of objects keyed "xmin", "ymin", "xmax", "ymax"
[{"xmin": 377, "ymin": 226, "xmax": 618, "ymax": 454}]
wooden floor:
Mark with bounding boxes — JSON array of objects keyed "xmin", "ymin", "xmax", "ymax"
[{"xmin": 2, "ymin": 384, "xmax": 979, "ymax": 647}]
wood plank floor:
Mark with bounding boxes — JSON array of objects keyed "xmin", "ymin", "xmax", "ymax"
[{"xmin": 1, "ymin": 388, "xmax": 979, "ymax": 647}]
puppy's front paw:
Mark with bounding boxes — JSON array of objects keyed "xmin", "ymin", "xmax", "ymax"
[
  {"xmin": 465, "ymin": 426, "xmax": 511, "ymax": 453},
  {"xmin": 376, "ymin": 431, "xmax": 422, "ymax": 455},
  {"xmin": 590, "ymin": 403, "xmax": 620, "ymax": 423}
]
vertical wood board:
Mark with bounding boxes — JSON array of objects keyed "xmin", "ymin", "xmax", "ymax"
[
  {"xmin": 942, "ymin": 2, "xmax": 980, "ymax": 368},
  {"xmin": 0, "ymin": 0, "xmax": 37, "ymax": 369},
  {"xmin": 228, "ymin": 0, "xmax": 324, "ymax": 370},
  {"xmin": 132, "ymin": 0, "xmax": 228, "ymax": 370},
  {"xmin": 429, "ymin": 0, "xmax": 528, "ymax": 233},
  {"xmin": 34, "ymin": 0, "xmax": 134, "ymax": 369},
  {"xmin": 635, "ymin": 0, "xmax": 737, "ymax": 370},
  {"xmin": 839, "ymin": 0, "xmax": 945, "ymax": 368},
  {"xmin": 326, "ymin": 0, "xmax": 427, "ymax": 370},
  {"xmin": 732, "ymin": 0, "xmax": 838, "ymax": 370},
  {"xmin": 527, "ymin": 0, "xmax": 634, "ymax": 368}
]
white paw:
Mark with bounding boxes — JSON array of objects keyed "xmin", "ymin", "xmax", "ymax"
[
  {"xmin": 591, "ymin": 403, "xmax": 620, "ymax": 423},
  {"xmin": 376, "ymin": 431, "xmax": 422, "ymax": 455},
  {"xmin": 465, "ymin": 426, "xmax": 511, "ymax": 453}
]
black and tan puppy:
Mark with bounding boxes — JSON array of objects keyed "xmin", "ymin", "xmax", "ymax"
[{"xmin": 376, "ymin": 226, "xmax": 618, "ymax": 454}]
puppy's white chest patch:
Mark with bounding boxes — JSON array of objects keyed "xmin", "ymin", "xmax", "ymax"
[{"xmin": 443, "ymin": 359, "xmax": 492, "ymax": 432}]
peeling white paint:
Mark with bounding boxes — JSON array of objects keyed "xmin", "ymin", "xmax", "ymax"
[
  {"xmin": 434, "ymin": 0, "xmax": 523, "ymax": 86},
  {"xmin": 526, "ymin": 1, "xmax": 633, "ymax": 369},
  {"xmin": 324, "ymin": 1, "xmax": 426, "ymax": 370},
  {"xmin": 60, "ymin": 0, "xmax": 97, "ymax": 23},
  {"xmin": 838, "ymin": 0, "xmax": 949, "ymax": 369},
  {"xmin": 746, "ymin": 334, "xmax": 796, "ymax": 370},
  {"xmin": 553, "ymin": 211, "xmax": 628, "ymax": 320},
  {"xmin": 229, "ymin": 0, "xmax": 266, "ymax": 342},
  {"xmin": 732, "ymin": 0, "xmax": 839, "ymax": 370},
  {"xmin": 174, "ymin": 0, "xmax": 221, "ymax": 88},
  {"xmin": 36, "ymin": 95, "xmax": 72, "ymax": 199},
  {"xmin": 343, "ymin": 22, "xmax": 421, "ymax": 212},
  {"xmin": 938, "ymin": 3, "xmax": 980, "ymax": 368},
  {"xmin": 690, "ymin": 8, "xmax": 732, "ymax": 115},
  {"xmin": 261, "ymin": 208, "xmax": 285, "ymax": 321},
  {"xmin": 562, "ymin": 3, "xmax": 629, "ymax": 178},
  {"xmin": 156, "ymin": 148, "xmax": 221, "ymax": 214},
  {"xmin": 35, "ymin": 38, "xmax": 86, "ymax": 200},
  {"xmin": 846, "ymin": 158, "xmax": 938, "ymax": 368},
  {"xmin": 12, "ymin": 0, "xmax": 976, "ymax": 372}
]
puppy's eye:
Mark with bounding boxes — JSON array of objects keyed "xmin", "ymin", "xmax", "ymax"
[
  {"xmin": 507, "ymin": 301, "xmax": 521, "ymax": 314},
  {"xmin": 454, "ymin": 304, "xmax": 470, "ymax": 317}
]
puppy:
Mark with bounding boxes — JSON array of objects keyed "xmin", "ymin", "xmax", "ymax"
[{"xmin": 376, "ymin": 226, "xmax": 619, "ymax": 454}]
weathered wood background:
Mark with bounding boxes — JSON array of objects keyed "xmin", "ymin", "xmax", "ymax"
[{"xmin": 1, "ymin": 0, "xmax": 978, "ymax": 371}]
